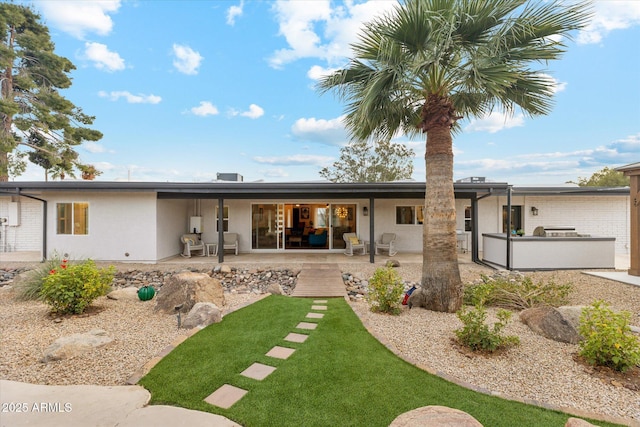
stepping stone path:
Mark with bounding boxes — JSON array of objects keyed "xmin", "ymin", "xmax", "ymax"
[{"xmin": 204, "ymin": 299, "xmax": 330, "ymax": 409}]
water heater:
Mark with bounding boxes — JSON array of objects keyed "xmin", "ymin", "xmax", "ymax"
[{"xmin": 189, "ymin": 216, "xmax": 202, "ymax": 234}]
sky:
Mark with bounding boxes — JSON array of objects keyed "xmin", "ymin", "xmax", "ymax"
[{"xmin": 10, "ymin": 0, "xmax": 640, "ymax": 184}]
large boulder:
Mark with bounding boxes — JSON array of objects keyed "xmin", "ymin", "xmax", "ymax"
[
  {"xmin": 520, "ymin": 306, "xmax": 581, "ymax": 344},
  {"xmin": 181, "ymin": 302, "xmax": 222, "ymax": 329},
  {"xmin": 155, "ymin": 271, "xmax": 224, "ymax": 315},
  {"xmin": 107, "ymin": 287, "xmax": 140, "ymax": 301},
  {"xmin": 42, "ymin": 329, "xmax": 113, "ymax": 362},
  {"xmin": 389, "ymin": 405, "xmax": 483, "ymax": 427}
]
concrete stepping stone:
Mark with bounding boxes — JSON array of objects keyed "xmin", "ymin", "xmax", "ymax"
[
  {"xmin": 313, "ymin": 300, "xmax": 328, "ymax": 304},
  {"xmin": 266, "ymin": 346, "xmax": 296, "ymax": 359},
  {"xmin": 296, "ymin": 322, "xmax": 318, "ymax": 330},
  {"xmin": 284, "ymin": 332, "xmax": 309, "ymax": 343},
  {"xmin": 311, "ymin": 305, "xmax": 328, "ymax": 311},
  {"xmin": 241, "ymin": 363, "xmax": 276, "ymax": 381},
  {"xmin": 306, "ymin": 312, "xmax": 324, "ymax": 319},
  {"xmin": 204, "ymin": 384, "xmax": 247, "ymax": 409}
]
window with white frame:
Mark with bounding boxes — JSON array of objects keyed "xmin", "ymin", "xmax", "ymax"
[
  {"xmin": 395, "ymin": 205, "xmax": 424, "ymax": 225},
  {"xmin": 56, "ymin": 202, "xmax": 89, "ymax": 235},
  {"xmin": 215, "ymin": 206, "xmax": 229, "ymax": 232}
]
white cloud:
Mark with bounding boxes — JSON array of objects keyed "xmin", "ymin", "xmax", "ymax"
[
  {"xmin": 291, "ymin": 116, "xmax": 348, "ymax": 146},
  {"xmin": 268, "ymin": 0, "xmax": 396, "ymax": 68},
  {"xmin": 84, "ymin": 42, "xmax": 125, "ymax": 72},
  {"xmin": 464, "ymin": 112, "xmax": 525, "ymax": 134},
  {"xmin": 240, "ymin": 104, "xmax": 264, "ymax": 119},
  {"xmin": 539, "ymin": 73, "xmax": 567, "ymax": 94},
  {"xmin": 227, "ymin": 1, "xmax": 244, "ymax": 25},
  {"xmin": 191, "ymin": 101, "xmax": 219, "ymax": 117},
  {"xmin": 172, "ymin": 44, "xmax": 203, "ymax": 75},
  {"xmin": 253, "ymin": 154, "xmax": 333, "ymax": 166},
  {"xmin": 36, "ymin": 0, "xmax": 121, "ymax": 39},
  {"xmin": 98, "ymin": 91, "xmax": 162, "ymax": 104},
  {"xmin": 83, "ymin": 141, "xmax": 108, "ymax": 153},
  {"xmin": 578, "ymin": 1, "xmax": 640, "ymax": 44},
  {"xmin": 307, "ymin": 65, "xmax": 337, "ymax": 81}
]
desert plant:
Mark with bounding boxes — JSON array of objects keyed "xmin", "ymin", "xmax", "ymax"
[
  {"xmin": 578, "ymin": 300, "xmax": 640, "ymax": 372},
  {"xmin": 366, "ymin": 266, "xmax": 405, "ymax": 315},
  {"xmin": 15, "ymin": 252, "xmax": 66, "ymax": 301},
  {"xmin": 40, "ymin": 259, "xmax": 114, "ymax": 314},
  {"xmin": 455, "ymin": 303, "xmax": 520, "ymax": 352},
  {"xmin": 463, "ymin": 274, "xmax": 572, "ymax": 310}
]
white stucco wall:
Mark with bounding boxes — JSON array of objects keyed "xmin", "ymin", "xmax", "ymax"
[
  {"xmin": 156, "ymin": 198, "xmax": 190, "ymax": 260},
  {"xmin": 0, "ymin": 196, "xmax": 43, "ymax": 254},
  {"xmin": 372, "ymin": 199, "xmax": 423, "ymax": 253},
  {"xmin": 46, "ymin": 192, "xmax": 158, "ymax": 261}
]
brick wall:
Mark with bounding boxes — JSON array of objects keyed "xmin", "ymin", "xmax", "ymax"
[{"xmin": 0, "ymin": 197, "xmax": 43, "ymax": 252}]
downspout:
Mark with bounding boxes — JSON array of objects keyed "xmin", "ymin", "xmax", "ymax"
[
  {"xmin": 12, "ymin": 189, "xmax": 47, "ymax": 262},
  {"xmin": 369, "ymin": 196, "xmax": 374, "ymax": 263}
]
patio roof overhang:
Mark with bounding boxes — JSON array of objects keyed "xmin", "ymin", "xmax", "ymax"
[{"xmin": 0, "ymin": 180, "xmax": 512, "ymax": 200}]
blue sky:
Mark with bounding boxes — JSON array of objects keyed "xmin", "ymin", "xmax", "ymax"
[{"xmin": 13, "ymin": 0, "xmax": 640, "ymax": 184}]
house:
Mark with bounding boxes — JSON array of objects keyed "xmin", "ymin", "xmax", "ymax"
[{"xmin": 0, "ymin": 180, "xmax": 630, "ymax": 268}]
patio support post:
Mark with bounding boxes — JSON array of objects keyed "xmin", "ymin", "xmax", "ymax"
[
  {"xmin": 217, "ymin": 198, "xmax": 224, "ymax": 263},
  {"xmin": 369, "ymin": 196, "xmax": 375, "ymax": 263},
  {"xmin": 506, "ymin": 186, "xmax": 512, "ymax": 270},
  {"xmin": 471, "ymin": 196, "xmax": 479, "ymax": 263}
]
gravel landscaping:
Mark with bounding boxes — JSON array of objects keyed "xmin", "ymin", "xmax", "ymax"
[{"xmin": 0, "ymin": 261, "xmax": 638, "ymax": 425}]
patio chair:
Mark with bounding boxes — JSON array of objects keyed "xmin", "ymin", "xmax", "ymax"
[
  {"xmin": 181, "ymin": 233, "xmax": 206, "ymax": 257},
  {"xmin": 343, "ymin": 232, "xmax": 366, "ymax": 256},
  {"xmin": 223, "ymin": 232, "xmax": 239, "ymax": 255},
  {"xmin": 375, "ymin": 233, "xmax": 397, "ymax": 256}
]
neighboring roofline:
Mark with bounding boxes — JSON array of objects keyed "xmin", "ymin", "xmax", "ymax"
[{"xmin": 0, "ymin": 181, "xmax": 630, "ymax": 199}]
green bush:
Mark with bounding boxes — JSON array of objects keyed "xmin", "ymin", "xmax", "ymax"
[
  {"xmin": 40, "ymin": 259, "xmax": 115, "ymax": 314},
  {"xmin": 366, "ymin": 267, "xmax": 405, "ymax": 315},
  {"xmin": 578, "ymin": 300, "xmax": 640, "ymax": 372},
  {"xmin": 455, "ymin": 303, "xmax": 520, "ymax": 352},
  {"xmin": 463, "ymin": 274, "xmax": 572, "ymax": 310}
]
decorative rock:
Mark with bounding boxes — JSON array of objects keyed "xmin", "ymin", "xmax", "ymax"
[
  {"xmin": 181, "ymin": 302, "xmax": 222, "ymax": 329},
  {"xmin": 220, "ymin": 265, "xmax": 232, "ymax": 274},
  {"xmin": 520, "ymin": 306, "xmax": 581, "ymax": 344},
  {"xmin": 41, "ymin": 329, "xmax": 113, "ymax": 362},
  {"xmin": 389, "ymin": 405, "xmax": 483, "ymax": 427},
  {"xmin": 565, "ymin": 418, "xmax": 597, "ymax": 427},
  {"xmin": 386, "ymin": 259, "xmax": 401, "ymax": 268},
  {"xmin": 267, "ymin": 283, "xmax": 284, "ymax": 295},
  {"xmin": 107, "ymin": 287, "xmax": 140, "ymax": 301},
  {"xmin": 155, "ymin": 271, "xmax": 225, "ymax": 314}
]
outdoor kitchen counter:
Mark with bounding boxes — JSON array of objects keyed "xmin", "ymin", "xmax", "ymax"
[{"xmin": 482, "ymin": 233, "xmax": 616, "ymax": 270}]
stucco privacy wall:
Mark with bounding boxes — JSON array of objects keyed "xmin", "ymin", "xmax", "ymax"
[
  {"xmin": 0, "ymin": 196, "xmax": 42, "ymax": 253},
  {"xmin": 46, "ymin": 192, "xmax": 158, "ymax": 262}
]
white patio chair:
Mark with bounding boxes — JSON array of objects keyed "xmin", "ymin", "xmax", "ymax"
[
  {"xmin": 180, "ymin": 233, "xmax": 206, "ymax": 257},
  {"xmin": 375, "ymin": 233, "xmax": 397, "ymax": 256},
  {"xmin": 223, "ymin": 232, "xmax": 239, "ymax": 255},
  {"xmin": 343, "ymin": 232, "xmax": 366, "ymax": 256}
]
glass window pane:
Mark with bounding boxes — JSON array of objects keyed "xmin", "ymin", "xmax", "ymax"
[
  {"xmin": 73, "ymin": 203, "xmax": 89, "ymax": 235},
  {"xmin": 396, "ymin": 206, "xmax": 415, "ymax": 224},
  {"xmin": 416, "ymin": 206, "xmax": 424, "ymax": 224},
  {"xmin": 56, "ymin": 203, "xmax": 72, "ymax": 234}
]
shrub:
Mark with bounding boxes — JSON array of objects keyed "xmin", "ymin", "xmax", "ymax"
[
  {"xmin": 463, "ymin": 274, "xmax": 572, "ymax": 310},
  {"xmin": 455, "ymin": 303, "xmax": 520, "ymax": 352},
  {"xmin": 578, "ymin": 300, "xmax": 640, "ymax": 372},
  {"xmin": 366, "ymin": 267, "xmax": 405, "ymax": 315},
  {"xmin": 15, "ymin": 254, "xmax": 65, "ymax": 301},
  {"xmin": 40, "ymin": 259, "xmax": 115, "ymax": 314}
]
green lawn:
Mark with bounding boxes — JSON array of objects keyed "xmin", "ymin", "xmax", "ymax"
[{"xmin": 139, "ymin": 296, "xmax": 619, "ymax": 427}]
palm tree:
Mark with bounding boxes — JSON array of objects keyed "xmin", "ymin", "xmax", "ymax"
[{"xmin": 318, "ymin": 0, "xmax": 591, "ymax": 312}]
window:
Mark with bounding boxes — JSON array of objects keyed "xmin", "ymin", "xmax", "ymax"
[
  {"xmin": 56, "ymin": 202, "xmax": 89, "ymax": 235},
  {"xmin": 215, "ymin": 206, "xmax": 229, "ymax": 232},
  {"xmin": 502, "ymin": 205, "xmax": 522, "ymax": 234},
  {"xmin": 396, "ymin": 205, "xmax": 424, "ymax": 225},
  {"xmin": 464, "ymin": 206, "xmax": 472, "ymax": 232}
]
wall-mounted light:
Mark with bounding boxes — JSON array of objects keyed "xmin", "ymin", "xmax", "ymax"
[
  {"xmin": 363, "ymin": 206, "xmax": 368, "ymax": 216},
  {"xmin": 531, "ymin": 206, "xmax": 539, "ymax": 216}
]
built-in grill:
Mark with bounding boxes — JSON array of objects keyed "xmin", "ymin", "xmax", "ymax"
[{"xmin": 533, "ymin": 226, "xmax": 589, "ymax": 237}]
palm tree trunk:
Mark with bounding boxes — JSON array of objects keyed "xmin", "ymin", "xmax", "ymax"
[{"xmin": 418, "ymin": 125, "xmax": 463, "ymax": 312}]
